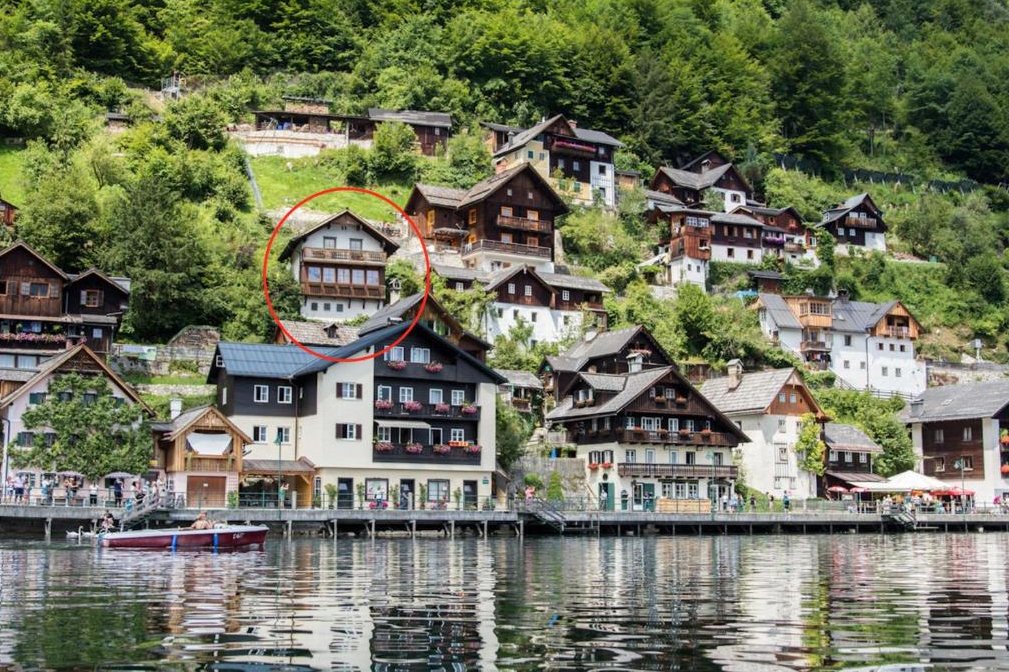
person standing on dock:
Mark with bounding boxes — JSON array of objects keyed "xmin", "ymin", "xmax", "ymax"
[
  {"xmin": 113, "ymin": 479, "xmax": 123, "ymax": 507},
  {"xmin": 783, "ymin": 492, "xmax": 791, "ymax": 512}
]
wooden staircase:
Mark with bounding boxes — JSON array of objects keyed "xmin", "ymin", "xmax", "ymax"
[
  {"xmin": 883, "ymin": 508, "xmax": 918, "ymax": 531},
  {"xmin": 526, "ymin": 498, "xmax": 567, "ymax": 533}
]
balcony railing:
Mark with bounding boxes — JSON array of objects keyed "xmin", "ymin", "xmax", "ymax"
[
  {"xmin": 511, "ymin": 397, "xmax": 532, "ymax": 411},
  {"xmin": 302, "ymin": 247, "xmax": 387, "ymax": 263},
  {"xmin": 496, "ymin": 215, "xmax": 551, "ymax": 233},
  {"xmin": 549, "ymin": 138, "xmax": 597, "ymax": 154},
  {"xmin": 612, "ymin": 428, "xmax": 735, "ymax": 446},
  {"xmin": 463, "ymin": 239, "xmax": 551, "ymax": 259},
  {"xmin": 884, "ymin": 326, "xmax": 910, "ymax": 339},
  {"xmin": 617, "ymin": 463, "xmax": 738, "ymax": 479},
  {"xmin": 372, "ymin": 443, "xmax": 482, "ymax": 465},
  {"xmin": 185, "ymin": 456, "xmax": 236, "ymax": 472},
  {"xmin": 301, "ymin": 282, "xmax": 384, "ymax": 299},
  {"xmin": 783, "ymin": 242, "xmax": 806, "ymax": 253},
  {"xmin": 763, "ymin": 235, "xmax": 786, "ymax": 246},
  {"xmin": 800, "ymin": 340, "xmax": 829, "ymax": 351},
  {"xmin": 555, "ymin": 300, "xmax": 605, "ymax": 312},
  {"xmin": 844, "ymin": 215, "xmax": 878, "ymax": 229},
  {"xmin": 374, "ymin": 402, "xmax": 480, "ymax": 421}
]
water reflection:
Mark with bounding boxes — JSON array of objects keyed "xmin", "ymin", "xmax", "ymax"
[{"xmin": 0, "ymin": 534, "xmax": 1007, "ymax": 669}]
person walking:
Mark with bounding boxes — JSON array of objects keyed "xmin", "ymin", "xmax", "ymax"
[
  {"xmin": 783, "ymin": 492, "xmax": 791, "ymax": 512},
  {"xmin": 748, "ymin": 494, "xmax": 756, "ymax": 512},
  {"xmin": 89, "ymin": 482, "xmax": 98, "ymax": 507},
  {"xmin": 113, "ymin": 479, "xmax": 123, "ymax": 507}
]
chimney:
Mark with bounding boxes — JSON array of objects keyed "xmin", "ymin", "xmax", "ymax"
[
  {"xmin": 727, "ymin": 359, "xmax": 743, "ymax": 390},
  {"xmin": 909, "ymin": 397, "xmax": 923, "ymax": 419},
  {"xmin": 568, "ymin": 119, "xmax": 577, "ymax": 129},
  {"xmin": 506, "ymin": 130, "xmax": 515, "ymax": 142},
  {"xmin": 169, "ymin": 398, "xmax": 183, "ymax": 420},
  {"xmin": 628, "ymin": 354, "xmax": 643, "ymax": 373},
  {"xmin": 837, "ymin": 289, "xmax": 849, "ymax": 303},
  {"xmin": 700, "ymin": 159, "xmax": 712, "ymax": 172}
]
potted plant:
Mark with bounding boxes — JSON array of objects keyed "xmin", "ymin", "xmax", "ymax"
[
  {"xmin": 324, "ymin": 483, "xmax": 337, "ymax": 509},
  {"xmin": 424, "ymin": 361, "xmax": 443, "ymax": 373},
  {"xmin": 678, "ymin": 428, "xmax": 691, "ymax": 436},
  {"xmin": 355, "ymin": 482, "xmax": 365, "ymax": 510},
  {"xmin": 387, "ymin": 359, "xmax": 408, "ymax": 371},
  {"xmin": 1001, "ymin": 464, "xmax": 1009, "ymax": 476},
  {"xmin": 418, "ymin": 483, "xmax": 427, "ymax": 509},
  {"xmin": 1001, "ymin": 429, "xmax": 1009, "ymax": 446},
  {"xmin": 375, "ymin": 441, "xmax": 394, "ymax": 452},
  {"xmin": 465, "ymin": 444, "xmax": 481, "ymax": 454},
  {"xmin": 405, "ymin": 442, "xmax": 424, "ymax": 454},
  {"xmin": 226, "ymin": 491, "xmax": 239, "ymax": 509},
  {"xmin": 374, "ymin": 399, "xmax": 393, "ymax": 410},
  {"xmin": 434, "ymin": 402, "xmax": 450, "ymax": 414},
  {"xmin": 453, "ymin": 487, "xmax": 462, "ymax": 510},
  {"xmin": 588, "ymin": 462, "xmax": 600, "ymax": 471},
  {"xmin": 433, "ymin": 443, "xmax": 452, "ymax": 454},
  {"xmin": 701, "ymin": 427, "xmax": 711, "ymax": 435},
  {"xmin": 460, "ymin": 403, "xmax": 478, "ymax": 415},
  {"xmin": 403, "ymin": 400, "xmax": 423, "ymax": 413},
  {"xmin": 601, "ymin": 461, "xmax": 612, "ymax": 469}
]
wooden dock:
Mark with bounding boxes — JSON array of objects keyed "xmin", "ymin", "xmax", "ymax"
[{"xmin": 3, "ymin": 503, "xmax": 1009, "ymax": 539}]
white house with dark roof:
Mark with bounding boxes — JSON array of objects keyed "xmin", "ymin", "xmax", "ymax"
[
  {"xmin": 902, "ymin": 380, "xmax": 1009, "ymax": 504},
  {"xmin": 821, "ymin": 422, "xmax": 884, "ymax": 494},
  {"xmin": 700, "ymin": 363, "xmax": 827, "ymax": 499},
  {"xmin": 649, "ymin": 151, "xmax": 753, "ymax": 211},
  {"xmin": 821, "ymin": 193, "xmax": 887, "ymax": 254},
  {"xmin": 754, "ymin": 292, "xmax": 925, "ymax": 397},
  {"xmin": 277, "ymin": 209, "xmax": 398, "ymax": 322},
  {"xmin": 486, "ymin": 115, "xmax": 623, "ymax": 207},
  {"xmin": 495, "ymin": 368, "xmax": 543, "ymax": 414}
]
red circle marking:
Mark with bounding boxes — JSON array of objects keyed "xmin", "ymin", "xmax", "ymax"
[{"xmin": 262, "ymin": 187, "xmax": 431, "ymax": 363}]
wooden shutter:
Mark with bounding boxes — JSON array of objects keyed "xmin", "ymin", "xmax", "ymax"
[
  {"xmin": 355, "ymin": 384, "xmax": 362, "ymax": 399},
  {"xmin": 355, "ymin": 424, "xmax": 362, "ymax": 439},
  {"xmin": 335, "ymin": 424, "xmax": 342, "ymax": 439},
  {"xmin": 335, "ymin": 384, "xmax": 343, "ymax": 399}
]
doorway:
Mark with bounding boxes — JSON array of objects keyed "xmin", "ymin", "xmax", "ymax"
[
  {"xmin": 187, "ymin": 476, "xmax": 226, "ymax": 508},
  {"xmin": 598, "ymin": 482, "xmax": 614, "ymax": 511},
  {"xmin": 633, "ymin": 482, "xmax": 655, "ymax": 511},
  {"xmin": 462, "ymin": 480, "xmax": 478, "ymax": 510},
  {"xmin": 400, "ymin": 479, "xmax": 414, "ymax": 509},
  {"xmin": 337, "ymin": 478, "xmax": 354, "ymax": 509}
]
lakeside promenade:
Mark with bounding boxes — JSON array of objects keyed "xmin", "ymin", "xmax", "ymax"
[{"xmin": 2, "ymin": 498, "xmax": 1008, "ymax": 539}]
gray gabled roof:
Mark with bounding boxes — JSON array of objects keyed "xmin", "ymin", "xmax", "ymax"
[
  {"xmin": 700, "ymin": 368, "xmax": 798, "ymax": 416},
  {"xmin": 645, "ymin": 189, "xmax": 685, "ymax": 207},
  {"xmin": 433, "ymin": 264, "xmax": 487, "ymax": 283},
  {"xmin": 756, "ymin": 293, "xmax": 802, "ymax": 330},
  {"xmin": 493, "ymin": 114, "xmax": 566, "ymax": 157},
  {"xmin": 901, "ymin": 380, "xmax": 1009, "ymax": 423},
  {"xmin": 822, "ymin": 193, "xmax": 885, "ymax": 229},
  {"xmin": 358, "ymin": 293, "xmax": 425, "ymax": 335},
  {"xmin": 831, "ymin": 299, "xmax": 898, "ymax": 334},
  {"xmin": 414, "ymin": 184, "xmax": 468, "ymax": 209},
  {"xmin": 573, "ymin": 127, "xmax": 623, "ymax": 147},
  {"xmin": 711, "ymin": 212, "xmax": 764, "ymax": 227},
  {"xmin": 656, "ymin": 164, "xmax": 732, "ymax": 191},
  {"xmin": 457, "ymin": 163, "xmax": 566, "ymax": 211},
  {"xmin": 546, "ymin": 367, "xmax": 672, "ymax": 420},
  {"xmin": 550, "ymin": 326, "xmax": 648, "ymax": 372},
  {"xmin": 537, "ymin": 271, "xmax": 610, "ymax": 293},
  {"xmin": 367, "ymin": 108, "xmax": 452, "ymax": 128},
  {"xmin": 278, "ymin": 209, "xmax": 398, "ymax": 261},
  {"xmin": 491, "ymin": 114, "xmax": 622, "ymax": 156},
  {"xmin": 824, "ymin": 422, "xmax": 881, "ymax": 453},
  {"xmin": 496, "ymin": 369, "xmax": 543, "ymax": 390},
  {"xmin": 279, "ymin": 320, "xmax": 358, "ymax": 347}
]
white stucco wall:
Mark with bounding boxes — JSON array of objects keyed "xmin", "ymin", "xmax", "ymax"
[
  {"xmin": 668, "ymin": 256, "xmax": 708, "ymax": 289},
  {"xmin": 588, "ymin": 160, "xmax": 616, "ymax": 208},
  {"xmin": 710, "ymin": 243, "xmax": 762, "ymax": 264},
  {"xmin": 831, "ymin": 334, "xmax": 925, "ymax": 397},
  {"xmin": 732, "ymin": 413, "xmax": 816, "ymax": 500},
  {"xmin": 711, "ymin": 187, "xmax": 747, "ymax": 212}
]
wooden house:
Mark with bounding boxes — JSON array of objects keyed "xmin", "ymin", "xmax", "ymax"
[
  {"xmin": 0, "ymin": 198, "xmax": 17, "ymax": 227},
  {"xmin": 650, "ymin": 151, "xmax": 753, "ymax": 210},
  {"xmin": 821, "ymin": 193, "xmax": 887, "ymax": 253},
  {"xmin": 0, "ymin": 241, "xmax": 129, "ymax": 364},
  {"xmin": 405, "ymin": 163, "xmax": 569, "ymax": 272}
]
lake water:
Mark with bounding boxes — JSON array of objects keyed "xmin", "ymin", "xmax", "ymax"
[{"xmin": 0, "ymin": 533, "xmax": 1006, "ymax": 670}]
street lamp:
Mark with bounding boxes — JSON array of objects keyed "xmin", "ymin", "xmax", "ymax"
[
  {"xmin": 706, "ymin": 449, "xmax": 716, "ymax": 512},
  {"xmin": 0, "ymin": 417, "xmax": 9, "ymax": 503},
  {"xmin": 275, "ymin": 430, "xmax": 284, "ymax": 514},
  {"xmin": 953, "ymin": 457, "xmax": 967, "ymax": 516}
]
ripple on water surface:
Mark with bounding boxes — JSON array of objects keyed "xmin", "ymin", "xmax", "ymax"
[{"xmin": 0, "ymin": 534, "xmax": 1006, "ymax": 670}]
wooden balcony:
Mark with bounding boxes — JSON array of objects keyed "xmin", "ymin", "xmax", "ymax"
[
  {"xmin": 372, "ymin": 443, "xmax": 482, "ymax": 466},
  {"xmin": 301, "ymin": 282, "xmax": 384, "ymax": 299},
  {"xmin": 301, "ymin": 247, "xmax": 387, "ymax": 264},
  {"xmin": 511, "ymin": 397, "xmax": 532, "ymax": 412},
  {"xmin": 554, "ymin": 300, "xmax": 605, "ymax": 312},
  {"xmin": 373, "ymin": 401, "xmax": 480, "ymax": 421},
  {"xmin": 844, "ymin": 215, "xmax": 877, "ymax": 229},
  {"xmin": 883, "ymin": 326, "xmax": 911, "ymax": 339},
  {"xmin": 463, "ymin": 239, "xmax": 551, "ymax": 259},
  {"xmin": 549, "ymin": 138, "xmax": 597, "ymax": 155},
  {"xmin": 616, "ymin": 463, "xmax": 738, "ymax": 479},
  {"xmin": 496, "ymin": 215, "xmax": 551, "ymax": 233},
  {"xmin": 185, "ymin": 456, "xmax": 236, "ymax": 473},
  {"xmin": 800, "ymin": 340, "xmax": 830, "ymax": 352},
  {"xmin": 783, "ymin": 242, "xmax": 805, "ymax": 253},
  {"xmin": 614, "ymin": 428, "xmax": 735, "ymax": 447}
]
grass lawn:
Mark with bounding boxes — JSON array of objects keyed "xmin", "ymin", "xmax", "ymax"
[
  {"xmin": 0, "ymin": 146, "xmax": 26, "ymax": 206},
  {"xmin": 249, "ymin": 156, "xmax": 412, "ymax": 221}
]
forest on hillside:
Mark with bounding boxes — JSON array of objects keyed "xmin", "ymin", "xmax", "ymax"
[{"xmin": 4, "ymin": 0, "xmax": 1009, "ymax": 181}]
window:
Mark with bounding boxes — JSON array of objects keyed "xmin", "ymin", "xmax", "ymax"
[
  {"xmin": 859, "ymin": 452, "xmax": 868, "ymax": 464},
  {"xmin": 524, "ymin": 285, "xmax": 532, "ymax": 297},
  {"xmin": 778, "ymin": 392, "xmax": 786, "ymax": 403},
  {"xmin": 507, "ymin": 283, "xmax": 516, "ymax": 295},
  {"xmin": 881, "ymin": 367, "xmax": 888, "ymax": 377},
  {"xmin": 844, "ymin": 451, "xmax": 853, "ymax": 463},
  {"xmin": 624, "ymin": 416, "xmax": 635, "ymax": 429},
  {"xmin": 829, "ymin": 450, "xmax": 838, "ymax": 461},
  {"xmin": 410, "ymin": 347, "xmax": 430, "ymax": 363},
  {"xmin": 450, "ymin": 428, "xmax": 465, "ymax": 442},
  {"xmin": 455, "ymin": 282, "xmax": 465, "ymax": 291},
  {"xmin": 92, "ymin": 327, "xmax": 103, "ymax": 340},
  {"xmin": 960, "ymin": 456, "xmax": 974, "ymax": 471},
  {"xmin": 399, "ymin": 387, "xmax": 414, "ymax": 403},
  {"xmin": 934, "ymin": 457, "xmax": 945, "ymax": 472},
  {"xmin": 365, "ymin": 479, "xmax": 388, "ymax": 502},
  {"xmin": 322, "ymin": 268, "xmax": 336, "ymax": 283},
  {"xmin": 385, "ymin": 346, "xmax": 405, "ymax": 362},
  {"xmin": 28, "ymin": 392, "xmax": 46, "ymax": 405},
  {"xmin": 934, "ymin": 429, "xmax": 944, "ymax": 444},
  {"xmin": 561, "ymin": 290, "xmax": 570, "ymax": 302},
  {"xmin": 81, "ymin": 290, "xmax": 102, "ymax": 308},
  {"xmin": 843, "ymin": 360, "xmax": 850, "ymax": 369},
  {"xmin": 778, "ymin": 418, "xmax": 786, "ymax": 430},
  {"xmin": 253, "ymin": 426, "xmax": 267, "ymax": 443},
  {"xmin": 336, "ymin": 423, "xmax": 360, "ymax": 440},
  {"xmin": 323, "ymin": 236, "xmax": 337, "ymax": 249},
  {"xmin": 366, "ymin": 270, "xmax": 380, "ymax": 286},
  {"xmin": 844, "ymin": 335, "xmax": 852, "ymax": 346},
  {"xmin": 221, "ymin": 388, "xmax": 227, "ymax": 405},
  {"xmin": 337, "ymin": 268, "xmax": 350, "ymax": 284},
  {"xmin": 713, "ymin": 452, "xmax": 724, "ymax": 466},
  {"xmin": 685, "ymin": 451, "xmax": 696, "ymax": 465},
  {"xmin": 0, "ymin": 281, "xmax": 5, "ymax": 295},
  {"xmin": 572, "ymin": 160, "xmax": 580, "ymax": 171},
  {"xmin": 278, "ymin": 386, "xmax": 293, "ymax": 404},
  {"xmin": 528, "ymin": 191, "xmax": 534, "ymax": 200},
  {"xmin": 451, "ymin": 390, "xmax": 466, "ymax": 406},
  {"xmin": 603, "ymin": 417, "xmax": 611, "ymax": 430},
  {"xmin": 337, "ymin": 383, "xmax": 360, "ymax": 399},
  {"xmin": 468, "ymin": 208, "xmax": 477, "ymax": 225},
  {"xmin": 669, "ymin": 451, "xmax": 678, "ymax": 464},
  {"xmin": 684, "ymin": 419, "xmax": 695, "ymax": 432},
  {"xmin": 276, "ymin": 427, "xmax": 291, "ymax": 443},
  {"xmin": 789, "ymin": 392, "xmax": 797, "ymax": 403},
  {"xmin": 667, "ymin": 417, "xmax": 679, "ymax": 432},
  {"xmin": 624, "ymin": 449, "xmax": 637, "ymax": 463},
  {"xmin": 323, "ymin": 303, "xmax": 331, "ymax": 312},
  {"xmin": 727, "ymin": 248, "xmax": 735, "ymax": 258},
  {"xmin": 17, "ymin": 432, "xmax": 33, "ymax": 447},
  {"xmin": 900, "ymin": 344, "xmax": 906, "ymax": 352},
  {"xmin": 28, "ymin": 282, "xmax": 50, "ymax": 297},
  {"xmin": 377, "ymin": 426, "xmax": 392, "ymax": 442},
  {"xmin": 530, "ymin": 312, "xmax": 537, "ymax": 322},
  {"xmin": 860, "ymin": 361, "xmax": 866, "ymax": 370},
  {"xmin": 307, "ymin": 267, "xmax": 322, "ymax": 282},
  {"xmin": 253, "ymin": 385, "xmax": 269, "ymax": 403},
  {"xmin": 500, "ymin": 206, "xmax": 513, "ymax": 217},
  {"xmin": 428, "ymin": 479, "xmax": 450, "ymax": 503},
  {"xmin": 558, "ymin": 158, "xmax": 566, "ymax": 169},
  {"xmin": 377, "ymin": 385, "xmax": 392, "ymax": 401},
  {"xmin": 895, "ymin": 368, "xmax": 902, "ymax": 378},
  {"xmin": 889, "ymin": 343, "xmax": 895, "ymax": 352},
  {"xmin": 878, "ymin": 343, "xmax": 884, "ymax": 351},
  {"xmin": 747, "ymin": 249, "xmax": 754, "ymax": 260},
  {"xmin": 963, "ymin": 426, "xmax": 973, "ymax": 441},
  {"xmin": 351, "ymin": 269, "xmax": 365, "ymax": 285},
  {"xmin": 645, "ymin": 449, "xmax": 656, "ymax": 464},
  {"xmin": 429, "ymin": 388, "xmax": 444, "ymax": 404}
]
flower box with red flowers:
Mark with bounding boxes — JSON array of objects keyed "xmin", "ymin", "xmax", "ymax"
[
  {"xmin": 434, "ymin": 402, "xmax": 450, "ymax": 414},
  {"xmin": 588, "ymin": 463, "xmax": 600, "ymax": 471},
  {"xmin": 433, "ymin": 444, "xmax": 452, "ymax": 455},
  {"xmin": 424, "ymin": 362, "xmax": 444, "ymax": 373},
  {"xmin": 374, "ymin": 399, "xmax": 394, "ymax": 411},
  {"xmin": 405, "ymin": 442, "xmax": 424, "ymax": 454},
  {"xmin": 386, "ymin": 360, "xmax": 408, "ymax": 371},
  {"xmin": 678, "ymin": 429, "xmax": 691, "ymax": 436},
  {"xmin": 465, "ymin": 444, "xmax": 481, "ymax": 454},
  {"xmin": 403, "ymin": 401, "xmax": 423, "ymax": 413},
  {"xmin": 460, "ymin": 404, "xmax": 478, "ymax": 416},
  {"xmin": 375, "ymin": 441, "xmax": 394, "ymax": 453},
  {"xmin": 601, "ymin": 462, "xmax": 612, "ymax": 469}
]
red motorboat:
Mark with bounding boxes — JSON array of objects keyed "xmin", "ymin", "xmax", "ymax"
[{"xmin": 100, "ymin": 525, "xmax": 268, "ymax": 550}]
